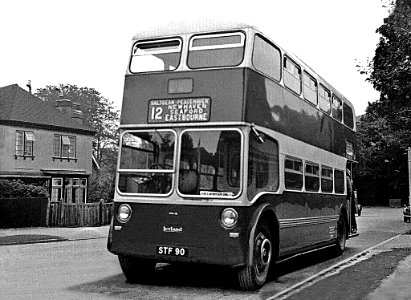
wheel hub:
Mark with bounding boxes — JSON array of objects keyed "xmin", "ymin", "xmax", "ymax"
[{"xmin": 255, "ymin": 233, "xmax": 272, "ymax": 274}]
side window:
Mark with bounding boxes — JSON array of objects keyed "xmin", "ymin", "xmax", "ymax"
[
  {"xmin": 252, "ymin": 35, "xmax": 281, "ymax": 81},
  {"xmin": 343, "ymin": 102, "xmax": 354, "ymax": 129},
  {"xmin": 283, "ymin": 56, "xmax": 302, "ymax": 95},
  {"xmin": 303, "ymin": 71, "xmax": 318, "ymax": 105},
  {"xmin": 248, "ymin": 132, "xmax": 279, "ymax": 199},
  {"xmin": 332, "ymin": 95, "xmax": 343, "ymax": 122},
  {"xmin": 319, "ymin": 84, "xmax": 331, "ymax": 114},
  {"xmin": 284, "ymin": 157, "xmax": 303, "ymax": 190},
  {"xmin": 321, "ymin": 166, "xmax": 333, "ymax": 193},
  {"xmin": 305, "ymin": 162, "xmax": 319, "ymax": 192},
  {"xmin": 334, "ymin": 169, "xmax": 345, "ymax": 194}
]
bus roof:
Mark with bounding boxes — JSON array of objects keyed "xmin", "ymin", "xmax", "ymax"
[{"xmin": 132, "ymin": 20, "xmax": 252, "ymax": 40}]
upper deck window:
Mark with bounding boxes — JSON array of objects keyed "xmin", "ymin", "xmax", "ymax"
[
  {"xmin": 130, "ymin": 39, "xmax": 182, "ymax": 73},
  {"xmin": 187, "ymin": 32, "xmax": 245, "ymax": 69},
  {"xmin": 283, "ymin": 57, "xmax": 302, "ymax": 95},
  {"xmin": 252, "ymin": 35, "xmax": 281, "ymax": 81},
  {"xmin": 343, "ymin": 102, "xmax": 355, "ymax": 129},
  {"xmin": 332, "ymin": 95, "xmax": 343, "ymax": 122},
  {"xmin": 303, "ymin": 71, "xmax": 318, "ymax": 105},
  {"xmin": 319, "ymin": 84, "xmax": 331, "ymax": 114}
]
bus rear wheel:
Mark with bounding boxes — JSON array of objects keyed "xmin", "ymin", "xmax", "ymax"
[
  {"xmin": 118, "ymin": 255, "xmax": 156, "ymax": 283},
  {"xmin": 237, "ymin": 223, "xmax": 272, "ymax": 290},
  {"xmin": 334, "ymin": 214, "xmax": 347, "ymax": 256}
]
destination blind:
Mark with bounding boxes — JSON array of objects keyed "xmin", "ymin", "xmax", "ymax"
[{"xmin": 148, "ymin": 98, "xmax": 211, "ymax": 123}]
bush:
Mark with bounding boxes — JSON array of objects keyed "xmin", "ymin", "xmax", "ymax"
[{"xmin": 0, "ymin": 180, "xmax": 49, "ymax": 198}]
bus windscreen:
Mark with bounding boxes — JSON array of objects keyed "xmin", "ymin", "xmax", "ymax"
[{"xmin": 178, "ymin": 130, "xmax": 241, "ymax": 197}]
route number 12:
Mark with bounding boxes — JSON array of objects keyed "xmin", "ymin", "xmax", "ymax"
[{"xmin": 151, "ymin": 107, "xmax": 163, "ymax": 120}]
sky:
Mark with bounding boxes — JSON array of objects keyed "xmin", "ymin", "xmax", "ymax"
[{"xmin": 0, "ymin": 0, "xmax": 390, "ymax": 115}]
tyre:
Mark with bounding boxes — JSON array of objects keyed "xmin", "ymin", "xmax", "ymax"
[
  {"xmin": 118, "ymin": 255, "xmax": 156, "ymax": 283},
  {"xmin": 237, "ymin": 222, "xmax": 273, "ymax": 290},
  {"xmin": 334, "ymin": 214, "xmax": 347, "ymax": 256}
]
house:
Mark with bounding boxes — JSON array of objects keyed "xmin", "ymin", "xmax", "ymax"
[{"xmin": 0, "ymin": 84, "xmax": 96, "ymax": 203}]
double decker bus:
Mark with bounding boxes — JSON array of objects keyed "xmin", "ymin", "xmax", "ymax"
[{"xmin": 107, "ymin": 23, "xmax": 358, "ymax": 290}]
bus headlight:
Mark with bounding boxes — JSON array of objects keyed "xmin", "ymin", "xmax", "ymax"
[
  {"xmin": 220, "ymin": 208, "xmax": 238, "ymax": 229},
  {"xmin": 117, "ymin": 204, "xmax": 132, "ymax": 223}
]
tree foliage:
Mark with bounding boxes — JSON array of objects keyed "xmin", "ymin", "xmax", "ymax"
[
  {"xmin": 356, "ymin": 0, "xmax": 411, "ymax": 204},
  {"xmin": 35, "ymin": 84, "xmax": 119, "ymax": 162},
  {"xmin": 35, "ymin": 84, "xmax": 119, "ymax": 202}
]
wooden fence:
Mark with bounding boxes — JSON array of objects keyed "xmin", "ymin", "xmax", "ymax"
[{"xmin": 48, "ymin": 201, "xmax": 113, "ymax": 227}]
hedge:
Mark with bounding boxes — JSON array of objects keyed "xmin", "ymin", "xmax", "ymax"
[{"xmin": 0, "ymin": 179, "xmax": 49, "ymax": 198}]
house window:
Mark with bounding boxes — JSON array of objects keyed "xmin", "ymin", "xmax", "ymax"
[
  {"xmin": 54, "ymin": 134, "xmax": 76, "ymax": 159},
  {"xmin": 51, "ymin": 178, "xmax": 63, "ymax": 201},
  {"xmin": 15, "ymin": 131, "xmax": 35, "ymax": 157}
]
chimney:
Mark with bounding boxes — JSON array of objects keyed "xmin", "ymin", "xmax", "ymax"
[
  {"xmin": 71, "ymin": 102, "xmax": 84, "ymax": 124},
  {"xmin": 26, "ymin": 80, "xmax": 32, "ymax": 93},
  {"xmin": 55, "ymin": 98, "xmax": 84, "ymax": 124},
  {"xmin": 55, "ymin": 97, "xmax": 72, "ymax": 115}
]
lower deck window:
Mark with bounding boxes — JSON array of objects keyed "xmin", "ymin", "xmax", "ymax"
[
  {"xmin": 284, "ymin": 157, "xmax": 303, "ymax": 190},
  {"xmin": 305, "ymin": 163, "xmax": 319, "ymax": 192},
  {"xmin": 247, "ymin": 132, "xmax": 279, "ymax": 199},
  {"xmin": 321, "ymin": 167, "xmax": 333, "ymax": 193},
  {"xmin": 334, "ymin": 169, "xmax": 345, "ymax": 194}
]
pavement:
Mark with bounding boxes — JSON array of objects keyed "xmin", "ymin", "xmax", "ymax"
[
  {"xmin": 0, "ymin": 225, "xmax": 109, "ymax": 245},
  {"xmin": 366, "ymin": 230, "xmax": 411, "ymax": 300},
  {"xmin": 0, "ymin": 225, "xmax": 410, "ymax": 299}
]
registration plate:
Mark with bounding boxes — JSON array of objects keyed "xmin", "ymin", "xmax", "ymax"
[{"xmin": 157, "ymin": 246, "xmax": 188, "ymax": 257}]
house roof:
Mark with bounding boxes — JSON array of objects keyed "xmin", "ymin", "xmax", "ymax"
[{"xmin": 0, "ymin": 84, "xmax": 95, "ymax": 135}]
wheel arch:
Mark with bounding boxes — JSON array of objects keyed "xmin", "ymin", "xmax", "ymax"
[
  {"xmin": 247, "ymin": 203, "xmax": 280, "ymax": 266},
  {"xmin": 339, "ymin": 204, "xmax": 349, "ymax": 239}
]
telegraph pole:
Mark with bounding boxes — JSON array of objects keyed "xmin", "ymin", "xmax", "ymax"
[{"xmin": 408, "ymin": 147, "xmax": 411, "ymax": 207}]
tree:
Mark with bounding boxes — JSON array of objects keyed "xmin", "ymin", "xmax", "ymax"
[
  {"xmin": 35, "ymin": 84, "xmax": 119, "ymax": 202},
  {"xmin": 356, "ymin": 0, "xmax": 411, "ymax": 205}
]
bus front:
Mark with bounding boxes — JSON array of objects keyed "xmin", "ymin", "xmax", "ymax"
[{"xmin": 108, "ymin": 26, "xmax": 261, "ymax": 283}]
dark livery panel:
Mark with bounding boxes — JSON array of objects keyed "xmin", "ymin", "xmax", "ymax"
[
  {"xmin": 120, "ymin": 68, "xmax": 355, "ymax": 157},
  {"xmin": 108, "ymin": 202, "xmax": 251, "ymax": 266},
  {"xmin": 120, "ymin": 69, "xmax": 245, "ymax": 126},
  {"xmin": 244, "ymin": 69, "xmax": 356, "ymax": 158}
]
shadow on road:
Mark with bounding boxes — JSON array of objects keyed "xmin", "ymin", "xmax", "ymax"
[{"xmin": 68, "ymin": 247, "xmax": 341, "ymax": 298}]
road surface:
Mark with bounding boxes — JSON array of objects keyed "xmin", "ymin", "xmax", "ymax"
[{"xmin": 0, "ymin": 207, "xmax": 409, "ymax": 299}]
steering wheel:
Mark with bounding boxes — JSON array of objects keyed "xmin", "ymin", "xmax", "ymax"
[{"xmin": 150, "ymin": 163, "xmax": 173, "ymax": 169}]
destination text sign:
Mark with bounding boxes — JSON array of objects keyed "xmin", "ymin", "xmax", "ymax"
[{"xmin": 148, "ymin": 98, "xmax": 211, "ymax": 123}]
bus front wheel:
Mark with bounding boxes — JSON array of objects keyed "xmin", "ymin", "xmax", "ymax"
[
  {"xmin": 118, "ymin": 255, "xmax": 156, "ymax": 283},
  {"xmin": 237, "ymin": 223, "xmax": 272, "ymax": 290}
]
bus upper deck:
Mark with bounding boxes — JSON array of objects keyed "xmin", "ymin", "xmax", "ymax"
[{"xmin": 120, "ymin": 23, "xmax": 356, "ymax": 160}]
